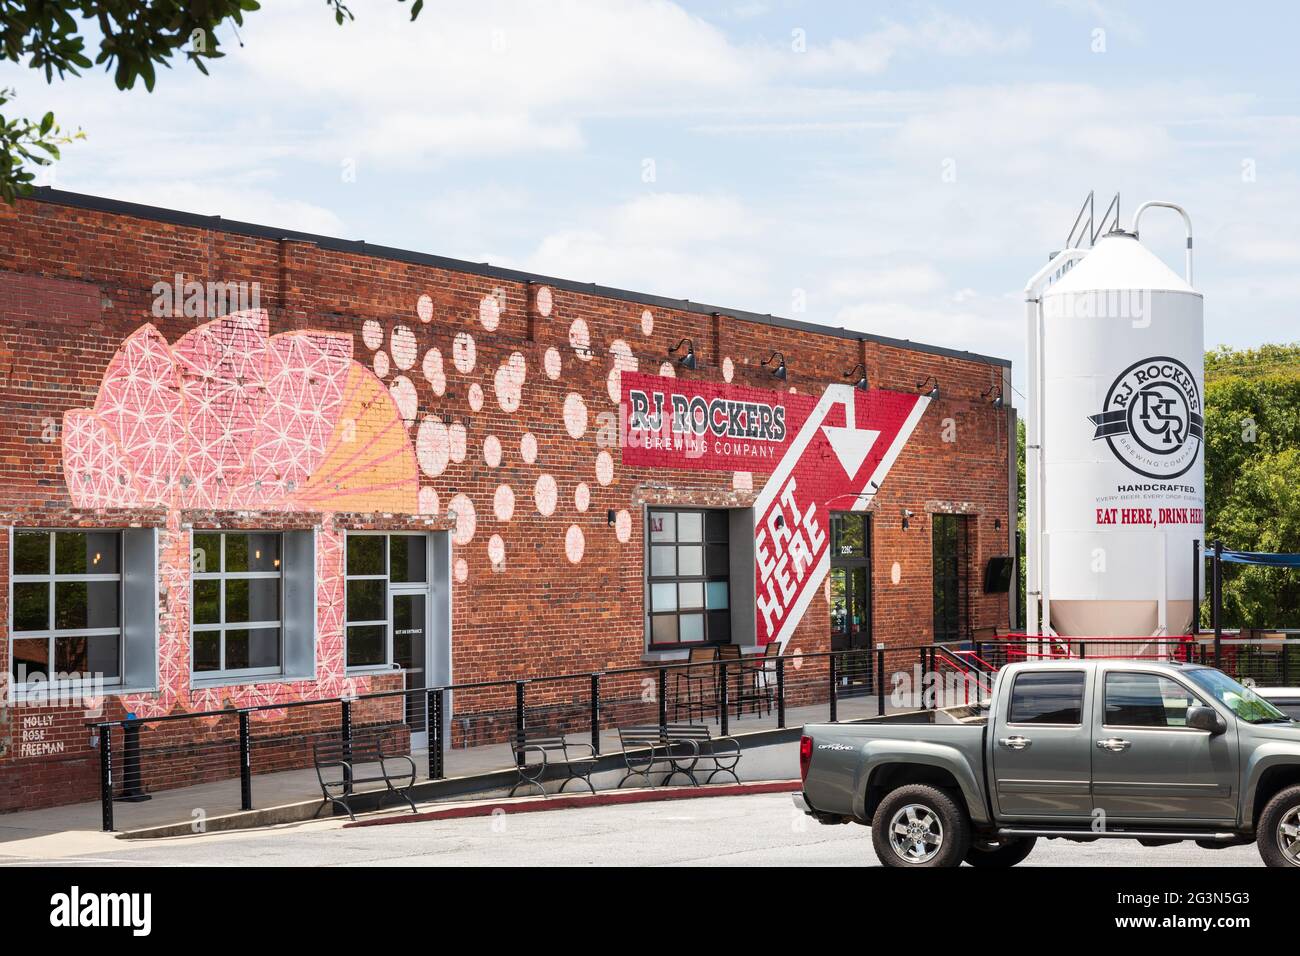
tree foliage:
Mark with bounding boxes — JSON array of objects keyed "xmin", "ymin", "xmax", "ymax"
[
  {"xmin": 1204, "ymin": 342, "xmax": 1300, "ymax": 627},
  {"xmin": 0, "ymin": 0, "xmax": 423, "ymax": 200}
]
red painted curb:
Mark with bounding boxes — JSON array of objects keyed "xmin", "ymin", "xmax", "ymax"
[{"xmin": 343, "ymin": 779, "xmax": 802, "ymax": 828}]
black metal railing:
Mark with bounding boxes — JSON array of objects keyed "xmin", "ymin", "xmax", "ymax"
[
  {"xmin": 85, "ymin": 635, "xmax": 1297, "ymax": 831},
  {"xmin": 87, "ymin": 644, "xmax": 932, "ymax": 831}
]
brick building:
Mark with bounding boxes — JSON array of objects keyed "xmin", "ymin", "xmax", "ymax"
[{"xmin": 0, "ymin": 189, "xmax": 1015, "ymax": 812}]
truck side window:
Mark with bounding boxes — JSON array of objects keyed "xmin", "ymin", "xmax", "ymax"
[
  {"xmin": 1008, "ymin": 671, "xmax": 1085, "ymax": 725},
  {"xmin": 1105, "ymin": 672, "xmax": 1201, "ymax": 728}
]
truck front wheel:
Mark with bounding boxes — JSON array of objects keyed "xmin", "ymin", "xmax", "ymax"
[
  {"xmin": 1257, "ymin": 783, "xmax": 1300, "ymax": 868},
  {"xmin": 964, "ymin": 836, "xmax": 1037, "ymax": 868},
  {"xmin": 872, "ymin": 784, "xmax": 970, "ymax": 868}
]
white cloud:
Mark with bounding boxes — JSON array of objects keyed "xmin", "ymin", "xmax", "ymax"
[
  {"xmin": 828, "ymin": 264, "xmax": 947, "ymax": 299},
  {"xmin": 791, "ymin": 13, "xmax": 1031, "ymax": 75},
  {"xmin": 521, "ymin": 192, "xmax": 767, "ymax": 303}
]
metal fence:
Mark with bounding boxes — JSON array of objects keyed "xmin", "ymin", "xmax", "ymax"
[{"xmin": 85, "ymin": 635, "xmax": 1296, "ymax": 831}]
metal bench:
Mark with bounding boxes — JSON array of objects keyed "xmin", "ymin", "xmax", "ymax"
[
  {"xmin": 616, "ymin": 723, "xmax": 742, "ymax": 787},
  {"xmin": 313, "ymin": 735, "xmax": 418, "ymax": 822},
  {"xmin": 615, "ymin": 724, "xmax": 697, "ymax": 788},
  {"xmin": 663, "ymin": 723, "xmax": 741, "ymax": 785},
  {"xmin": 509, "ymin": 732, "xmax": 597, "ymax": 797}
]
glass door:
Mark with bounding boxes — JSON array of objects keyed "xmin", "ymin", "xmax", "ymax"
[
  {"xmin": 391, "ymin": 590, "xmax": 428, "ymax": 748},
  {"xmin": 932, "ymin": 515, "xmax": 969, "ymax": 643},
  {"xmin": 830, "ymin": 514, "xmax": 873, "ymax": 694}
]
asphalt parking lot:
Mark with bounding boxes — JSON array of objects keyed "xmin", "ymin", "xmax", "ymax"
[{"xmin": 0, "ymin": 792, "xmax": 1264, "ymax": 867}]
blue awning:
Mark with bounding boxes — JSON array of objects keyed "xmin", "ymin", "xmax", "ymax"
[{"xmin": 1219, "ymin": 550, "xmax": 1300, "ymax": 568}]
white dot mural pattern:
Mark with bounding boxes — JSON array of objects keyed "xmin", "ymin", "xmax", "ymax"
[
  {"xmin": 423, "ymin": 348, "xmax": 446, "ymax": 396},
  {"xmin": 520, "ymin": 432, "xmax": 538, "ymax": 464},
  {"xmin": 659, "ymin": 362, "xmax": 676, "ymax": 378},
  {"xmin": 574, "ymin": 482, "xmax": 590, "ymax": 512},
  {"xmin": 569, "ymin": 319, "xmax": 592, "ymax": 361},
  {"xmin": 373, "ymin": 350, "xmax": 390, "ymax": 378},
  {"xmin": 453, "ymin": 332, "xmax": 476, "ymax": 374},
  {"xmin": 536, "ymin": 286, "xmax": 553, "ymax": 317},
  {"xmin": 534, "ymin": 474, "xmax": 557, "ymax": 516},
  {"xmin": 468, "ymin": 382, "xmax": 484, "ymax": 412},
  {"xmin": 455, "ymin": 558, "xmax": 468, "ymax": 583},
  {"xmin": 544, "ymin": 347, "xmax": 562, "ymax": 380},
  {"xmin": 418, "ymin": 486, "xmax": 439, "ymax": 515},
  {"xmin": 493, "ymin": 483, "xmax": 515, "ymax": 521},
  {"xmin": 417, "ymin": 294, "xmax": 433, "ymax": 323},
  {"xmin": 449, "ymin": 422, "xmax": 467, "ymax": 463},
  {"xmin": 606, "ymin": 338, "xmax": 638, "ymax": 403},
  {"xmin": 615, "ymin": 509, "xmax": 632, "ymax": 543},
  {"xmin": 494, "ymin": 352, "xmax": 525, "ymax": 412},
  {"xmin": 563, "ymin": 393, "xmax": 588, "ymax": 439},
  {"xmin": 391, "ymin": 326, "xmax": 417, "ymax": 370},
  {"xmin": 389, "ymin": 376, "xmax": 417, "ymax": 422},
  {"xmin": 416, "ymin": 417, "xmax": 450, "ymax": 477},
  {"xmin": 565, "ymin": 524, "xmax": 585, "ymax": 563},
  {"xmin": 595, "ymin": 450, "xmax": 614, "ymax": 486},
  {"xmin": 479, "ymin": 294, "xmax": 501, "ymax": 331},
  {"xmin": 448, "ymin": 493, "xmax": 476, "ymax": 546},
  {"xmin": 484, "ymin": 434, "xmax": 502, "ymax": 467},
  {"xmin": 362, "ymin": 320, "xmax": 383, "ymax": 350},
  {"xmin": 488, "ymin": 533, "xmax": 506, "ymax": 566},
  {"xmin": 723, "ymin": 357, "xmax": 734, "ymax": 383},
  {"xmin": 641, "ymin": 310, "xmax": 653, "ymax": 336}
]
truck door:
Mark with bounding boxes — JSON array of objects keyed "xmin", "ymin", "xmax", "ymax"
[
  {"xmin": 1090, "ymin": 669, "xmax": 1238, "ymax": 824},
  {"xmin": 992, "ymin": 669, "xmax": 1094, "ymax": 820}
]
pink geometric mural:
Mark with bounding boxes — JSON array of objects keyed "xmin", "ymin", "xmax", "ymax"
[
  {"xmin": 62, "ymin": 310, "xmax": 421, "ymax": 718},
  {"xmin": 63, "ymin": 310, "xmax": 418, "ymax": 513}
]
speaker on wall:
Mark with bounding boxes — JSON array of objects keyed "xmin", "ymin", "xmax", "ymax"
[{"xmin": 983, "ymin": 555, "xmax": 1014, "ymax": 594}]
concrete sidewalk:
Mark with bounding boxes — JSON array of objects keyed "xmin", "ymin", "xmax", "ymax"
[{"xmin": 0, "ymin": 690, "xmax": 921, "ymax": 842}]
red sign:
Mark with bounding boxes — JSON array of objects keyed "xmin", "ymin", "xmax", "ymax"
[
  {"xmin": 620, "ymin": 373, "xmax": 930, "ymax": 648},
  {"xmin": 752, "ymin": 385, "xmax": 927, "ymax": 646},
  {"xmin": 620, "ymin": 372, "xmax": 816, "ymax": 473}
]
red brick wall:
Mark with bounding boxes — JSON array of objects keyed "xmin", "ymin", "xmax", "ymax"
[{"xmin": 0, "ymin": 194, "xmax": 1011, "ymax": 812}]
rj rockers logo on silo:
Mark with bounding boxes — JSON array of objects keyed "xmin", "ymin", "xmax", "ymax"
[{"xmin": 1088, "ymin": 356, "xmax": 1204, "ymax": 480}]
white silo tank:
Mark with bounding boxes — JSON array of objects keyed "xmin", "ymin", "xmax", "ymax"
[{"xmin": 1030, "ymin": 204, "xmax": 1204, "ymax": 637}]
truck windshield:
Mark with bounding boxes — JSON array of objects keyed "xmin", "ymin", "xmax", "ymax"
[{"xmin": 1184, "ymin": 669, "xmax": 1292, "ymax": 724}]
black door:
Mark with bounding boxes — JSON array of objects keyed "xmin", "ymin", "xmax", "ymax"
[
  {"xmin": 932, "ymin": 514, "xmax": 969, "ymax": 643},
  {"xmin": 830, "ymin": 513, "xmax": 872, "ymax": 694}
]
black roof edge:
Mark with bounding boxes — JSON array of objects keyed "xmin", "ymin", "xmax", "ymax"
[{"xmin": 23, "ymin": 187, "xmax": 1011, "ymax": 370}]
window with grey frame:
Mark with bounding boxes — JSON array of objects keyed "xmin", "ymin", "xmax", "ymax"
[
  {"xmin": 10, "ymin": 530, "xmax": 122, "ymax": 685},
  {"xmin": 647, "ymin": 509, "xmax": 730, "ymax": 649},
  {"xmin": 345, "ymin": 533, "xmax": 428, "ymax": 669},
  {"xmin": 191, "ymin": 532, "xmax": 283, "ymax": 679}
]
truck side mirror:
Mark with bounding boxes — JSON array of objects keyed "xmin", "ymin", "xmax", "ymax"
[{"xmin": 1187, "ymin": 705, "xmax": 1226, "ymax": 735}]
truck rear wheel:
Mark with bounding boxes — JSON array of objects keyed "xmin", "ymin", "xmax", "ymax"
[
  {"xmin": 872, "ymin": 784, "xmax": 970, "ymax": 868},
  {"xmin": 1257, "ymin": 783, "xmax": 1300, "ymax": 868},
  {"xmin": 964, "ymin": 836, "xmax": 1037, "ymax": 868}
]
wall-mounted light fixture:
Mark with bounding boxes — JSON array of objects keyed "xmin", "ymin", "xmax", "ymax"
[
  {"xmin": 607, "ymin": 509, "xmax": 617, "ymax": 527},
  {"xmin": 669, "ymin": 338, "xmax": 697, "ymax": 370},
  {"xmin": 994, "ymin": 517, "xmax": 1002, "ymax": 530},
  {"xmin": 916, "ymin": 375, "xmax": 940, "ymax": 399},
  {"xmin": 901, "ymin": 508, "xmax": 915, "ymax": 530},
  {"xmin": 844, "ymin": 363, "xmax": 869, "ymax": 391},
  {"xmin": 982, "ymin": 383, "xmax": 1004, "ymax": 408},
  {"xmin": 762, "ymin": 351, "xmax": 788, "ymax": 380}
]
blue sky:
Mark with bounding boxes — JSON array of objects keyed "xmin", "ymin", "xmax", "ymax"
[{"xmin": 6, "ymin": 0, "xmax": 1299, "ymax": 400}]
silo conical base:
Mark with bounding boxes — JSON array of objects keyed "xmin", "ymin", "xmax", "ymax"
[{"xmin": 1049, "ymin": 600, "xmax": 1195, "ymax": 638}]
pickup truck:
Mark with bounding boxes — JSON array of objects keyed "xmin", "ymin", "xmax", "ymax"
[{"xmin": 795, "ymin": 659, "xmax": 1300, "ymax": 867}]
